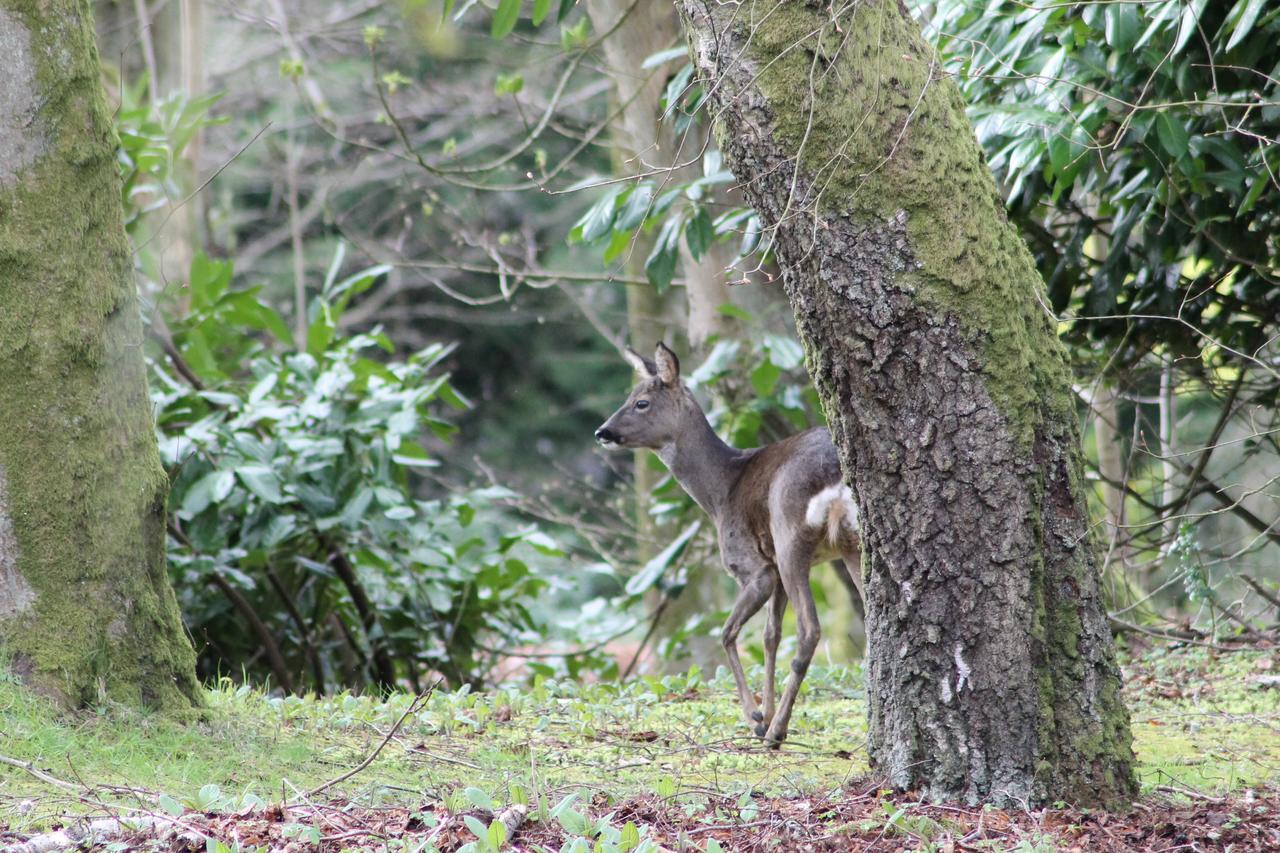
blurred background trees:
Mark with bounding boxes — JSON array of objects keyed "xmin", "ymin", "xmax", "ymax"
[{"xmin": 93, "ymin": 0, "xmax": 1278, "ymax": 693}]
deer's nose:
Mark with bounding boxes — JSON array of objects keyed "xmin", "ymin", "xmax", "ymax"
[{"xmin": 595, "ymin": 427, "xmax": 620, "ymax": 445}]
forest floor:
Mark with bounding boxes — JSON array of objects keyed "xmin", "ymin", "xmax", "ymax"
[{"xmin": 1, "ymin": 643, "xmax": 1278, "ymax": 851}]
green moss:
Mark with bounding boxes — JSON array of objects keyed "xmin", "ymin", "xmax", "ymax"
[
  {"xmin": 0, "ymin": 0, "xmax": 197, "ymax": 711},
  {"xmin": 740, "ymin": 0, "xmax": 1074, "ymax": 449}
]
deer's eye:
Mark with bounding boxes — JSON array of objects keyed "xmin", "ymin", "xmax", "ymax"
[{"xmin": 635, "ymin": 399, "xmax": 650, "ymax": 410}]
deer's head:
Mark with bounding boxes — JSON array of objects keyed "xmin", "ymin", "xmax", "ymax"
[{"xmin": 595, "ymin": 342, "xmax": 693, "ymax": 451}]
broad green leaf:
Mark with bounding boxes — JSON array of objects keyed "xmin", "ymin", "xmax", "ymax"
[
  {"xmin": 494, "ymin": 71, "xmax": 524, "ymax": 96},
  {"xmin": 340, "ymin": 487, "xmax": 375, "ymax": 528},
  {"xmin": 195, "ymin": 784, "xmax": 221, "ymax": 809},
  {"xmin": 158, "ymin": 794, "xmax": 185, "ymax": 818},
  {"xmin": 620, "ymin": 821, "xmax": 641, "ymax": 851},
  {"xmin": 523, "ymin": 530, "xmax": 563, "ymax": 556},
  {"xmin": 236, "ymin": 465, "xmax": 285, "ymax": 504},
  {"xmin": 464, "ymin": 787, "xmax": 494, "ymax": 810},
  {"xmin": 763, "ymin": 333, "xmax": 804, "ymax": 369},
  {"xmin": 1104, "ymin": 3, "xmax": 1139, "ymax": 53},
  {"xmin": 716, "ymin": 302, "xmax": 753, "ymax": 322},
  {"xmin": 575, "ymin": 185, "xmax": 625, "ymax": 242},
  {"xmin": 491, "ymin": 0, "xmax": 520, "ymax": 39},
  {"xmin": 644, "ymin": 215, "xmax": 682, "ymax": 292},
  {"xmin": 615, "ymin": 181, "xmax": 654, "ymax": 231},
  {"xmin": 531, "ymin": 0, "xmax": 551, "ymax": 25},
  {"xmin": 392, "ymin": 440, "xmax": 436, "ymax": 467},
  {"xmin": 462, "ymin": 814, "xmax": 489, "ymax": 841},
  {"xmin": 602, "ymin": 229, "xmax": 633, "ymax": 264},
  {"xmin": 182, "ymin": 469, "xmax": 236, "ymax": 516},
  {"xmin": 687, "ymin": 339, "xmax": 739, "ymax": 386},
  {"xmin": 642, "ymin": 46, "xmax": 688, "ymax": 69},
  {"xmin": 247, "ymin": 372, "xmax": 278, "ymax": 405},
  {"xmin": 188, "ymin": 252, "xmax": 231, "ymax": 308},
  {"xmin": 556, "ymin": 0, "xmax": 574, "ymax": 22},
  {"xmin": 322, "ymin": 241, "xmax": 347, "ymax": 294},
  {"xmin": 1155, "ymin": 111, "xmax": 1190, "ymax": 160},
  {"xmin": 306, "ymin": 309, "xmax": 335, "ymax": 357},
  {"xmin": 1172, "ymin": 0, "xmax": 1207, "ymax": 56},
  {"xmin": 1223, "ymin": 0, "xmax": 1266, "ymax": 52},
  {"xmin": 750, "ymin": 359, "xmax": 781, "ymax": 396},
  {"xmin": 684, "ymin": 206, "xmax": 714, "ymax": 261},
  {"xmin": 1237, "ymin": 172, "xmax": 1268, "ymax": 217},
  {"xmin": 625, "ymin": 521, "xmax": 700, "ymax": 596}
]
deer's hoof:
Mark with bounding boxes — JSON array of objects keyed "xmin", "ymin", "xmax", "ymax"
[
  {"xmin": 754, "ymin": 723, "xmax": 767, "ymax": 738},
  {"xmin": 751, "ymin": 710, "xmax": 764, "ymax": 723}
]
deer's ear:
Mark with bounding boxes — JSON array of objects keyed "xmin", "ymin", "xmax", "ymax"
[
  {"xmin": 654, "ymin": 342, "xmax": 680, "ymax": 385},
  {"xmin": 624, "ymin": 346, "xmax": 658, "ymax": 377}
]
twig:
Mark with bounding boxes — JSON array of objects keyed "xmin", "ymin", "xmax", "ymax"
[
  {"xmin": 1242, "ymin": 574, "xmax": 1280, "ymax": 614},
  {"xmin": 621, "ymin": 594, "xmax": 673, "ymax": 681},
  {"xmin": 303, "ymin": 683, "xmax": 436, "ymax": 799},
  {"xmin": 0, "ymin": 754, "xmax": 79, "ymax": 792}
]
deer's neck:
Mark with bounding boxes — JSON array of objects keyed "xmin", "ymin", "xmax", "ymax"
[{"xmin": 657, "ymin": 413, "xmax": 743, "ymax": 519}]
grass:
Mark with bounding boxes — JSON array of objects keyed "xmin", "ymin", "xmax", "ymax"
[{"xmin": 1, "ymin": 646, "xmax": 1277, "ymax": 844}]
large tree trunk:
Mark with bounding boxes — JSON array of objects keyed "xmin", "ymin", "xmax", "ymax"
[
  {"xmin": 679, "ymin": 0, "xmax": 1136, "ymax": 806},
  {"xmin": 0, "ymin": 0, "xmax": 199, "ymax": 711}
]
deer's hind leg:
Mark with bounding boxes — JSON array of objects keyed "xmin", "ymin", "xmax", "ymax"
[
  {"xmin": 763, "ymin": 534, "xmax": 819, "ymax": 748},
  {"xmin": 719, "ymin": 566, "xmax": 775, "ymax": 732},
  {"xmin": 759, "ymin": 584, "xmax": 788, "ymax": 737}
]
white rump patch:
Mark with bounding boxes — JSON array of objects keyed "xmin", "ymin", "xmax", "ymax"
[{"xmin": 805, "ymin": 484, "xmax": 859, "ymax": 530}]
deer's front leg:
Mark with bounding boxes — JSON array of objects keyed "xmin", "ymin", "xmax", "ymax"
[{"xmin": 719, "ymin": 572, "xmax": 773, "ymax": 733}]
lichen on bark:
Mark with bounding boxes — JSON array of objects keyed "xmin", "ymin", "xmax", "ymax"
[
  {"xmin": 0, "ymin": 0, "xmax": 198, "ymax": 711},
  {"xmin": 679, "ymin": 0, "xmax": 1136, "ymax": 806}
]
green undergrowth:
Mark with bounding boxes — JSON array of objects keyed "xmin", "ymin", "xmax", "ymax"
[
  {"xmin": 1, "ymin": 646, "xmax": 1277, "ymax": 834},
  {"xmin": 1124, "ymin": 644, "xmax": 1280, "ymax": 794}
]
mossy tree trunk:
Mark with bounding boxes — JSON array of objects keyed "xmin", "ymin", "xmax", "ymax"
[
  {"xmin": 678, "ymin": 0, "xmax": 1136, "ymax": 807},
  {"xmin": 0, "ymin": 0, "xmax": 199, "ymax": 711}
]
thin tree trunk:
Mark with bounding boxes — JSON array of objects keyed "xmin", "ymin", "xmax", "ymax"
[
  {"xmin": 586, "ymin": 0, "xmax": 726, "ymax": 672},
  {"xmin": 208, "ymin": 574, "xmax": 296, "ymax": 694},
  {"xmin": 1092, "ymin": 386, "xmax": 1132, "ymax": 569},
  {"xmin": 679, "ymin": 0, "xmax": 1136, "ymax": 807},
  {"xmin": 1158, "ymin": 363, "xmax": 1178, "ymax": 544},
  {"xmin": 326, "ymin": 541, "xmax": 398, "ymax": 691},
  {"xmin": 0, "ymin": 0, "xmax": 199, "ymax": 710}
]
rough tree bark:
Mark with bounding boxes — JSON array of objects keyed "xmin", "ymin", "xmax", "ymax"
[
  {"xmin": 0, "ymin": 0, "xmax": 199, "ymax": 710},
  {"xmin": 678, "ymin": 0, "xmax": 1136, "ymax": 806}
]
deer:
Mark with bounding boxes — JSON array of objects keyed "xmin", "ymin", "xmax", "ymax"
[{"xmin": 595, "ymin": 342, "xmax": 863, "ymax": 747}]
